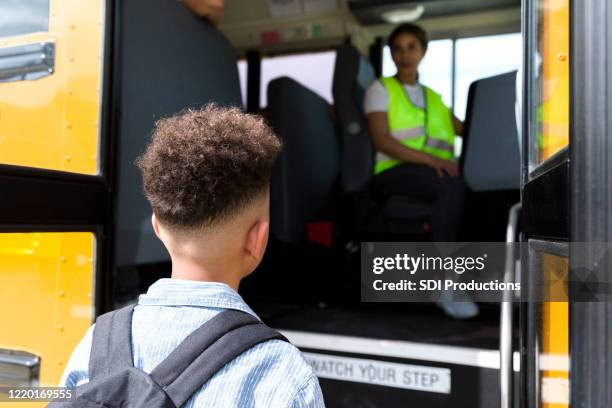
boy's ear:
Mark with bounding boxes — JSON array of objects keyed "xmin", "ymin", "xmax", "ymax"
[
  {"xmin": 152, "ymin": 214, "xmax": 161, "ymax": 239},
  {"xmin": 245, "ymin": 219, "xmax": 269, "ymax": 262}
]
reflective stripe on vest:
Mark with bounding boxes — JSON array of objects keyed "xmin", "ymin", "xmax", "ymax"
[
  {"xmin": 390, "ymin": 126, "xmax": 426, "ymax": 141},
  {"xmin": 377, "ymin": 136, "xmax": 453, "ymax": 162},
  {"xmin": 374, "ymin": 77, "xmax": 455, "ymax": 175},
  {"xmin": 424, "ymin": 137, "xmax": 453, "ymax": 153},
  {"xmin": 378, "ymin": 126, "xmax": 428, "ymax": 163}
]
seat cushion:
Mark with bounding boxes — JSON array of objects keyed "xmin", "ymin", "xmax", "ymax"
[{"xmin": 382, "ymin": 195, "xmax": 433, "ymax": 219}]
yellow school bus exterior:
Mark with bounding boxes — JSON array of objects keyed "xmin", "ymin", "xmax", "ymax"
[
  {"xmin": 538, "ymin": 1, "xmax": 569, "ymax": 407},
  {"xmin": 0, "ymin": 0, "xmax": 104, "ymax": 396}
]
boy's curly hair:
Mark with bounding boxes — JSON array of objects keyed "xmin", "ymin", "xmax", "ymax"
[{"xmin": 137, "ymin": 104, "xmax": 281, "ymax": 230}]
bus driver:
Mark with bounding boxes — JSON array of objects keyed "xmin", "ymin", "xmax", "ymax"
[{"xmin": 364, "ymin": 23, "xmax": 477, "ymax": 319}]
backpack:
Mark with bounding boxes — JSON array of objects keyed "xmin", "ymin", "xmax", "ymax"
[{"xmin": 49, "ymin": 304, "xmax": 289, "ymax": 407}]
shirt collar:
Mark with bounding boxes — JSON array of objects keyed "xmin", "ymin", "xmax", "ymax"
[{"xmin": 138, "ymin": 278, "xmax": 258, "ymax": 319}]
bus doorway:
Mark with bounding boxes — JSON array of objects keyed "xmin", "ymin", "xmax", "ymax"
[
  {"xmin": 5, "ymin": 0, "xmax": 611, "ymax": 407},
  {"xmin": 220, "ymin": 1, "xmax": 522, "ymax": 407},
  {"xmin": 1, "ymin": 0, "xmax": 522, "ymax": 406}
]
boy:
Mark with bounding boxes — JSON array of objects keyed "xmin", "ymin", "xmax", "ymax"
[{"xmin": 60, "ymin": 105, "xmax": 325, "ymax": 407}]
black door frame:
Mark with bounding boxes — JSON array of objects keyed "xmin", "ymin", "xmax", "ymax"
[
  {"xmin": 520, "ymin": 0, "xmax": 612, "ymax": 406},
  {"xmin": 569, "ymin": 0, "xmax": 612, "ymax": 406},
  {"xmin": 0, "ymin": 0, "xmax": 117, "ymax": 317}
]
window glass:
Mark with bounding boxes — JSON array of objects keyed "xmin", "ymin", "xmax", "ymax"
[
  {"xmin": 260, "ymin": 50, "xmax": 336, "ymax": 107},
  {"xmin": 237, "ymin": 59, "xmax": 247, "ymax": 109},
  {"xmin": 383, "ymin": 39, "xmax": 453, "ymax": 108},
  {"xmin": 0, "ymin": 0, "xmax": 49, "ymax": 39},
  {"xmin": 455, "ymin": 33, "xmax": 522, "ymax": 120},
  {"xmin": 528, "ymin": 0, "xmax": 569, "ymax": 171}
]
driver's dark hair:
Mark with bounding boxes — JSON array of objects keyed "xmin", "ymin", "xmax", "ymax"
[{"xmin": 388, "ymin": 23, "xmax": 428, "ymax": 51}]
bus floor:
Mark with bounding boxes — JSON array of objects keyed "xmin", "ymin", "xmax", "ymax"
[
  {"xmin": 252, "ymin": 301, "xmax": 502, "ymax": 348},
  {"xmin": 250, "ymin": 300, "xmax": 512, "ymax": 408}
]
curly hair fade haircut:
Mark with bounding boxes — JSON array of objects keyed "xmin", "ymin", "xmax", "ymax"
[{"xmin": 137, "ymin": 104, "xmax": 281, "ymax": 230}]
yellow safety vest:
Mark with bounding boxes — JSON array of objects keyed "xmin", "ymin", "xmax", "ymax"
[{"xmin": 375, "ymin": 76, "xmax": 456, "ymax": 175}]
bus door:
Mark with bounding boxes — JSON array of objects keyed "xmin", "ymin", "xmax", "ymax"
[
  {"xmin": 0, "ymin": 0, "xmax": 112, "ymax": 393},
  {"xmin": 517, "ymin": 0, "xmax": 612, "ymax": 407}
]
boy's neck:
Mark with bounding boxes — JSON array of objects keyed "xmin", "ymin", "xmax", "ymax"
[{"xmin": 170, "ymin": 258, "xmax": 242, "ymax": 291}]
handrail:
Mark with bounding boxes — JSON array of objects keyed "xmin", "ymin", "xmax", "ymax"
[{"xmin": 500, "ymin": 202, "xmax": 521, "ymax": 408}]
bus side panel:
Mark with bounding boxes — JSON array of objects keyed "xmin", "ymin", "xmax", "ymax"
[
  {"xmin": 0, "ymin": 0, "xmax": 104, "ymax": 175},
  {"xmin": 0, "ymin": 233, "xmax": 94, "ymax": 387}
]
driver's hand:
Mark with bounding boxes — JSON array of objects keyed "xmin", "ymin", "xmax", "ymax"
[{"xmin": 429, "ymin": 157, "xmax": 460, "ymax": 177}]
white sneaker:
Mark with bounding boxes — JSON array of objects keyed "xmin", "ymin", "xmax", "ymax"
[{"xmin": 437, "ymin": 289, "xmax": 479, "ymax": 319}]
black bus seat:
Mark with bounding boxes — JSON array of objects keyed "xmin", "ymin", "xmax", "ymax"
[
  {"xmin": 267, "ymin": 77, "xmax": 340, "ymax": 246},
  {"xmin": 383, "ymin": 195, "xmax": 435, "ymax": 219},
  {"xmin": 113, "ymin": 0, "xmax": 242, "ymax": 302},
  {"xmin": 459, "ymin": 71, "xmax": 521, "ymax": 241},
  {"xmin": 243, "ymin": 76, "xmax": 343, "ymax": 302},
  {"xmin": 461, "ymin": 71, "xmax": 521, "ymax": 191}
]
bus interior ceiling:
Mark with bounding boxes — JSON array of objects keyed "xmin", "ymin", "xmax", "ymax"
[
  {"xmin": 114, "ymin": 0, "xmax": 521, "ymax": 366},
  {"xmin": 219, "ymin": 0, "xmax": 521, "ymax": 55}
]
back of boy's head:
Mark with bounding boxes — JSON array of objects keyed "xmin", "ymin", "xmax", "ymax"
[{"xmin": 137, "ymin": 104, "xmax": 281, "ymax": 232}]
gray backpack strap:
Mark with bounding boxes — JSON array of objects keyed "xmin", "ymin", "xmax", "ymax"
[
  {"xmin": 88, "ymin": 304, "xmax": 136, "ymax": 380},
  {"xmin": 149, "ymin": 309, "xmax": 288, "ymax": 407}
]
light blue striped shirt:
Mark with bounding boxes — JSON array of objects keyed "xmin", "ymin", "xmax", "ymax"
[{"xmin": 60, "ymin": 278, "xmax": 325, "ymax": 407}]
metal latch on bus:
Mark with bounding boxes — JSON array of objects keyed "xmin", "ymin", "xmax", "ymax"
[
  {"xmin": 0, "ymin": 348, "xmax": 40, "ymax": 387},
  {"xmin": 0, "ymin": 41, "xmax": 56, "ymax": 83}
]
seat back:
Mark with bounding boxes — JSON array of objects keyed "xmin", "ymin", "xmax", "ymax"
[
  {"xmin": 267, "ymin": 77, "xmax": 340, "ymax": 245},
  {"xmin": 462, "ymin": 71, "xmax": 521, "ymax": 191},
  {"xmin": 332, "ymin": 45, "xmax": 377, "ymax": 194},
  {"xmin": 114, "ymin": 0, "xmax": 242, "ymax": 266}
]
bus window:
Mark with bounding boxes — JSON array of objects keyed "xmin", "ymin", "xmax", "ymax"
[
  {"xmin": 381, "ymin": 33, "xmax": 521, "ymax": 121},
  {"xmin": 528, "ymin": 247, "xmax": 570, "ymax": 408},
  {"xmin": 382, "ymin": 39, "xmax": 453, "ymax": 109},
  {"xmin": 530, "ymin": 0, "xmax": 569, "ymax": 169},
  {"xmin": 237, "ymin": 59, "xmax": 247, "ymax": 109},
  {"xmin": 454, "ymin": 33, "xmax": 522, "ymax": 120},
  {"xmin": 259, "ymin": 50, "xmax": 336, "ymax": 107}
]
